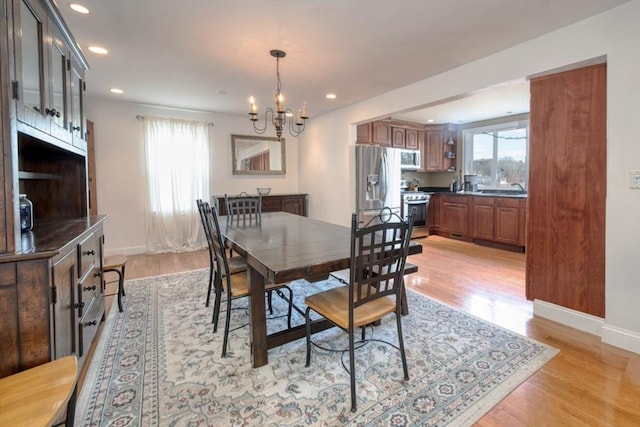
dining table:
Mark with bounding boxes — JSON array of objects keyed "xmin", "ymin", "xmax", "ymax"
[{"xmin": 221, "ymin": 211, "xmax": 422, "ymax": 368}]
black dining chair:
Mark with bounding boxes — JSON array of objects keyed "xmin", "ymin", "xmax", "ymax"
[
  {"xmin": 225, "ymin": 192, "xmax": 262, "ymax": 227},
  {"xmin": 207, "ymin": 201, "xmax": 294, "ymax": 357},
  {"xmin": 304, "ymin": 208, "xmax": 415, "ymax": 412},
  {"xmin": 196, "ymin": 199, "xmax": 247, "ymax": 308}
]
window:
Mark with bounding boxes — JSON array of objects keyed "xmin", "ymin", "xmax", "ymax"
[
  {"xmin": 143, "ymin": 116, "xmax": 210, "ymax": 252},
  {"xmin": 462, "ymin": 118, "xmax": 529, "ymax": 189}
]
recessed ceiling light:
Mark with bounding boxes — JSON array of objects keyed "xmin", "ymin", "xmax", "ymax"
[
  {"xmin": 426, "ymin": 119, "xmax": 435, "ymax": 123},
  {"xmin": 69, "ymin": 3, "xmax": 89, "ymax": 14},
  {"xmin": 88, "ymin": 46, "xmax": 108, "ymax": 55},
  {"xmin": 110, "ymin": 88, "xmax": 123, "ymax": 94},
  {"xmin": 326, "ymin": 93, "xmax": 337, "ymax": 100}
]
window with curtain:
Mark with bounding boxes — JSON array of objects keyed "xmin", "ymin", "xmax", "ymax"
[
  {"xmin": 143, "ymin": 116, "xmax": 210, "ymax": 253},
  {"xmin": 462, "ymin": 118, "xmax": 529, "ymax": 189}
]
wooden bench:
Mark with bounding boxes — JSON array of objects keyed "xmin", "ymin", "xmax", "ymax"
[{"xmin": 0, "ymin": 355, "xmax": 78, "ymax": 427}]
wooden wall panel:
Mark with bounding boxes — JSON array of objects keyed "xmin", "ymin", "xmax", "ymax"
[{"xmin": 526, "ymin": 63, "xmax": 606, "ymax": 317}]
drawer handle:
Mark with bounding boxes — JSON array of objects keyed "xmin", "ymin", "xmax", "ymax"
[
  {"xmin": 83, "ymin": 250, "xmax": 96, "ymax": 256},
  {"xmin": 84, "ymin": 320, "xmax": 97, "ymax": 327},
  {"xmin": 83, "ymin": 285, "xmax": 97, "ymax": 291},
  {"xmin": 74, "ymin": 302, "xmax": 85, "ymax": 309}
]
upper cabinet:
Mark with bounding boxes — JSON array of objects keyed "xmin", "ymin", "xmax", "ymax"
[
  {"xmin": 423, "ymin": 124, "xmax": 457, "ymax": 172},
  {"xmin": 10, "ymin": 0, "xmax": 89, "ymax": 153}
]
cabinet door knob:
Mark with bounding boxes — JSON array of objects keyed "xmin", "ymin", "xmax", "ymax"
[
  {"xmin": 83, "ymin": 285, "xmax": 97, "ymax": 291},
  {"xmin": 83, "ymin": 249, "xmax": 96, "ymax": 256},
  {"xmin": 84, "ymin": 320, "xmax": 97, "ymax": 327},
  {"xmin": 72, "ymin": 126, "xmax": 81, "ymax": 131},
  {"xmin": 74, "ymin": 301, "xmax": 85, "ymax": 309}
]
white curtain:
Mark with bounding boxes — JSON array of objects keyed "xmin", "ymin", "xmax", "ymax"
[{"xmin": 143, "ymin": 116, "xmax": 210, "ymax": 253}]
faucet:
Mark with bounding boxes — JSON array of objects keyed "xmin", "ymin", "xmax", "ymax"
[{"xmin": 510, "ymin": 182, "xmax": 527, "ymax": 194}]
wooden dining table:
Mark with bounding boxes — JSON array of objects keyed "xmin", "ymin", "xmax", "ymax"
[{"xmin": 221, "ymin": 211, "xmax": 422, "ymax": 368}]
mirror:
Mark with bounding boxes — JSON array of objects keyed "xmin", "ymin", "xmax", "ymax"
[{"xmin": 231, "ymin": 134, "xmax": 286, "ymax": 175}]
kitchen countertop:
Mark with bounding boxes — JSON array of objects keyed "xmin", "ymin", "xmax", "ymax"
[{"xmin": 417, "ymin": 187, "xmax": 527, "ymax": 198}]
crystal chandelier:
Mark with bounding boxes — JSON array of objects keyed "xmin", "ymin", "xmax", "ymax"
[{"xmin": 248, "ymin": 49, "xmax": 308, "ymax": 140}]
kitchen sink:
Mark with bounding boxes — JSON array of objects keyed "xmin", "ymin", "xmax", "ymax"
[{"xmin": 478, "ymin": 189, "xmax": 527, "ymax": 197}]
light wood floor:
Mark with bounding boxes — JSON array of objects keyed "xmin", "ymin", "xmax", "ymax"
[{"xmin": 99, "ymin": 236, "xmax": 639, "ymax": 426}]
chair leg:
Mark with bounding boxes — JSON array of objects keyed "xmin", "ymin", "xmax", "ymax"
[
  {"xmin": 305, "ymin": 307, "xmax": 312, "ymax": 367},
  {"xmin": 205, "ymin": 263, "xmax": 214, "ymax": 307},
  {"xmin": 221, "ymin": 294, "xmax": 233, "ymax": 357},
  {"xmin": 115, "ymin": 270, "xmax": 123, "ymax": 313},
  {"xmin": 284, "ymin": 287, "xmax": 293, "ymax": 329},
  {"xmin": 396, "ymin": 312, "xmax": 409, "ymax": 381},
  {"xmin": 212, "ymin": 273, "xmax": 223, "ymax": 333},
  {"xmin": 349, "ymin": 326, "xmax": 357, "ymax": 412},
  {"xmin": 64, "ymin": 382, "xmax": 78, "ymax": 427},
  {"xmin": 120, "ymin": 266, "xmax": 126, "ymax": 296},
  {"xmin": 267, "ymin": 290, "xmax": 274, "ymax": 315}
]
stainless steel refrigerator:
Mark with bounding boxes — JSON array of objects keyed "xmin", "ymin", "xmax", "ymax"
[{"xmin": 355, "ymin": 144, "xmax": 402, "ymax": 224}]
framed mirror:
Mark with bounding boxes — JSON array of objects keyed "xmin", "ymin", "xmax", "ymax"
[{"xmin": 231, "ymin": 134, "xmax": 286, "ymax": 175}]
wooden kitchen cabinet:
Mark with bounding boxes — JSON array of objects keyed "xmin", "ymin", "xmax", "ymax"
[
  {"xmin": 427, "ymin": 194, "xmax": 441, "ymax": 230},
  {"xmin": 392, "ymin": 127, "xmax": 405, "ymax": 148},
  {"xmin": 371, "ymin": 121, "xmax": 391, "ymax": 146},
  {"xmin": 424, "ymin": 128, "xmax": 444, "ymax": 171},
  {"xmin": 405, "ymin": 128, "xmax": 419, "ymax": 149},
  {"xmin": 471, "ymin": 196, "xmax": 495, "ymax": 240},
  {"xmin": 495, "ymin": 198, "xmax": 520, "ymax": 245},
  {"xmin": 441, "ymin": 195, "xmax": 468, "ymax": 238},
  {"xmin": 356, "ymin": 123, "xmax": 373, "ymax": 144}
]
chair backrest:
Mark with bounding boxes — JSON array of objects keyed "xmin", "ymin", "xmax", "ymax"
[
  {"xmin": 196, "ymin": 199, "xmax": 216, "ymax": 263},
  {"xmin": 349, "ymin": 207, "xmax": 415, "ymax": 310},
  {"xmin": 206, "ymin": 201, "xmax": 233, "ymax": 293},
  {"xmin": 225, "ymin": 192, "xmax": 262, "ymax": 226}
]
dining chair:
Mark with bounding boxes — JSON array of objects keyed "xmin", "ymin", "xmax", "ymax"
[
  {"xmin": 196, "ymin": 199, "xmax": 247, "ymax": 308},
  {"xmin": 304, "ymin": 207, "xmax": 415, "ymax": 412},
  {"xmin": 208, "ymin": 201, "xmax": 294, "ymax": 357},
  {"xmin": 225, "ymin": 192, "xmax": 262, "ymax": 227}
]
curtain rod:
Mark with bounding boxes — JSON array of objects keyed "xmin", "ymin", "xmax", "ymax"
[{"xmin": 136, "ymin": 115, "xmax": 214, "ymax": 127}]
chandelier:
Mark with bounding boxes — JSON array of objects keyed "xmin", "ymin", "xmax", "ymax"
[{"xmin": 248, "ymin": 49, "xmax": 308, "ymax": 140}]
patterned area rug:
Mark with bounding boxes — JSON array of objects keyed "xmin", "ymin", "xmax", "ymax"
[{"xmin": 77, "ymin": 269, "xmax": 557, "ymax": 426}]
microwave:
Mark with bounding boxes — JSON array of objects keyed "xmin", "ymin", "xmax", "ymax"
[{"xmin": 400, "ymin": 149, "xmax": 421, "ymax": 170}]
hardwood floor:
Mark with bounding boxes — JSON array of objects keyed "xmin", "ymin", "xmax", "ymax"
[{"xmin": 98, "ymin": 236, "xmax": 639, "ymax": 426}]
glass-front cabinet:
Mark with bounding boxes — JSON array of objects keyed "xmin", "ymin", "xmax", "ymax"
[{"xmin": 11, "ymin": 0, "xmax": 88, "ymax": 150}]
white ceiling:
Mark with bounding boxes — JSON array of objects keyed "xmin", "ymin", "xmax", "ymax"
[{"xmin": 57, "ymin": 0, "xmax": 626, "ymax": 124}]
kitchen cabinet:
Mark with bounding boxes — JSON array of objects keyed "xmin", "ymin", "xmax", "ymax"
[
  {"xmin": 0, "ymin": 217, "xmax": 106, "ymax": 378},
  {"xmin": 441, "ymin": 195, "xmax": 468, "ymax": 238},
  {"xmin": 356, "ymin": 123, "xmax": 372, "ymax": 144},
  {"xmin": 371, "ymin": 121, "xmax": 391, "ymax": 146},
  {"xmin": 495, "ymin": 198, "xmax": 520, "ymax": 245},
  {"xmin": 9, "ymin": 0, "xmax": 89, "ymax": 152},
  {"xmin": 527, "ymin": 63, "xmax": 606, "ymax": 318},
  {"xmin": 405, "ymin": 128, "xmax": 419, "ymax": 149},
  {"xmin": 427, "ymin": 194, "xmax": 441, "ymax": 230},
  {"xmin": 471, "ymin": 196, "xmax": 495, "ymax": 240},
  {"xmin": 216, "ymin": 194, "xmax": 308, "ymax": 217},
  {"xmin": 423, "ymin": 124, "xmax": 458, "ymax": 172},
  {"xmin": 392, "ymin": 127, "xmax": 405, "ymax": 148},
  {"xmin": 424, "ymin": 128, "xmax": 444, "ymax": 171}
]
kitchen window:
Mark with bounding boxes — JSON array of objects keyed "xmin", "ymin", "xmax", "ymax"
[{"xmin": 462, "ymin": 118, "xmax": 529, "ymax": 189}]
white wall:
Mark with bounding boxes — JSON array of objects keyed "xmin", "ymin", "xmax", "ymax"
[
  {"xmin": 299, "ymin": 1, "xmax": 640, "ymax": 352},
  {"xmin": 87, "ymin": 100, "xmax": 299, "ymax": 255}
]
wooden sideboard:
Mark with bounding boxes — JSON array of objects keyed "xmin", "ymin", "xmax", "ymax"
[
  {"xmin": 0, "ymin": 216, "xmax": 106, "ymax": 378},
  {"xmin": 215, "ymin": 193, "xmax": 308, "ymax": 217}
]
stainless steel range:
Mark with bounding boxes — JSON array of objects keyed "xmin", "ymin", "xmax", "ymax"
[{"xmin": 401, "ymin": 192, "xmax": 430, "ymax": 227}]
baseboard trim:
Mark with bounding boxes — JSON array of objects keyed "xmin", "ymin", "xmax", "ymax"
[
  {"xmin": 533, "ymin": 300, "xmax": 604, "ymax": 335},
  {"xmin": 601, "ymin": 324, "xmax": 640, "ymax": 354},
  {"xmin": 104, "ymin": 245, "xmax": 146, "ymax": 257},
  {"xmin": 533, "ymin": 300, "xmax": 640, "ymax": 354}
]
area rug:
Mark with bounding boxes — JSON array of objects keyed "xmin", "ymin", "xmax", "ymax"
[{"xmin": 76, "ymin": 269, "xmax": 557, "ymax": 426}]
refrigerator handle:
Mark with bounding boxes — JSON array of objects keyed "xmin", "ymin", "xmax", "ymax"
[{"xmin": 380, "ymin": 150, "xmax": 388, "ymax": 203}]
